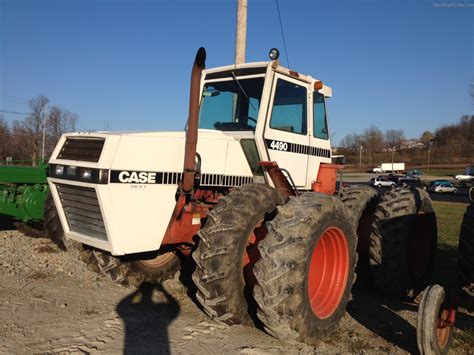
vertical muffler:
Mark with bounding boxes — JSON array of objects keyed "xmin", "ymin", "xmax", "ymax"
[{"xmin": 182, "ymin": 47, "xmax": 206, "ymax": 194}]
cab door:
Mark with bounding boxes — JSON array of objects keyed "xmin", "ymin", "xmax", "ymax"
[
  {"xmin": 263, "ymin": 74, "xmax": 310, "ymax": 187},
  {"xmin": 307, "ymin": 90, "xmax": 332, "ymax": 185}
]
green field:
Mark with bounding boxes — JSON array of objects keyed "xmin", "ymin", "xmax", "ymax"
[
  {"xmin": 433, "ymin": 201, "xmax": 468, "ymax": 249},
  {"xmin": 426, "ymin": 168, "xmax": 461, "ymax": 177},
  {"xmin": 431, "ymin": 201, "xmax": 468, "ymax": 292}
]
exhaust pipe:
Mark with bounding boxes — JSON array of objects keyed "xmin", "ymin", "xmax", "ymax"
[{"xmin": 182, "ymin": 47, "xmax": 206, "ymax": 194}]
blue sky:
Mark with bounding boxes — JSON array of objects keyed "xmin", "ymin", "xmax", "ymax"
[{"xmin": 1, "ymin": 0, "xmax": 472, "ymax": 145}]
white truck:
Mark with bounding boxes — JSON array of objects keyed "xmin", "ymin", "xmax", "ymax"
[{"xmin": 372, "ymin": 162, "xmax": 405, "ymax": 173}]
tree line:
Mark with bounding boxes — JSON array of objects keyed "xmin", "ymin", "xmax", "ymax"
[
  {"xmin": 0, "ymin": 94, "xmax": 78, "ymax": 165},
  {"xmin": 337, "ymin": 115, "xmax": 473, "ymax": 167}
]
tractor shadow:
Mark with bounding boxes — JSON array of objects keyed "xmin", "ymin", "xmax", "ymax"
[
  {"xmin": 116, "ymin": 282, "xmax": 180, "ymax": 355},
  {"xmin": 0, "ymin": 214, "xmax": 15, "ymax": 230},
  {"xmin": 0, "ymin": 214, "xmax": 48, "ymax": 238},
  {"xmin": 348, "ymin": 290, "xmax": 419, "ymax": 353}
]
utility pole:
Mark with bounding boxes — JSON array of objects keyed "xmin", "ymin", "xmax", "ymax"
[
  {"xmin": 41, "ymin": 103, "xmax": 48, "ymax": 161},
  {"xmin": 427, "ymin": 149, "xmax": 431, "ymax": 173},
  {"xmin": 235, "ymin": 0, "xmax": 247, "ymax": 64},
  {"xmin": 391, "ymin": 146, "xmax": 395, "ymax": 173},
  {"xmin": 359, "ymin": 145, "xmax": 363, "ymax": 167}
]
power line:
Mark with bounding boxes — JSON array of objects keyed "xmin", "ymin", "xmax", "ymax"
[
  {"xmin": 275, "ymin": 0, "xmax": 290, "ymax": 68},
  {"xmin": 0, "ymin": 110, "xmax": 29, "ymax": 115}
]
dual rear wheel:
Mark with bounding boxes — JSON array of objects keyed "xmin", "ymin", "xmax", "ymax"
[{"xmin": 193, "ymin": 185, "xmax": 357, "ymax": 346}]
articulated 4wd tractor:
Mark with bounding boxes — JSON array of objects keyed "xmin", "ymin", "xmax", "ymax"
[{"xmin": 46, "ymin": 48, "xmax": 437, "ymax": 346}]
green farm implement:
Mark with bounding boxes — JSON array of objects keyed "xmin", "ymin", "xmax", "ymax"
[{"xmin": 0, "ymin": 160, "xmax": 49, "ymax": 224}]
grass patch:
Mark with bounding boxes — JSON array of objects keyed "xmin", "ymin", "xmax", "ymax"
[
  {"xmin": 432, "ymin": 201, "xmax": 468, "ymax": 249},
  {"xmin": 432, "ymin": 201, "xmax": 468, "ymax": 287},
  {"xmin": 426, "ymin": 169, "xmax": 460, "ymax": 177}
]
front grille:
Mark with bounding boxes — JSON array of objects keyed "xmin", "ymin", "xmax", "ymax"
[
  {"xmin": 57, "ymin": 137, "xmax": 105, "ymax": 162},
  {"xmin": 56, "ymin": 184, "xmax": 108, "ymax": 241}
]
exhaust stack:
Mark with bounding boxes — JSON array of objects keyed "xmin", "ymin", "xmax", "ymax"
[{"xmin": 182, "ymin": 47, "xmax": 206, "ymax": 194}]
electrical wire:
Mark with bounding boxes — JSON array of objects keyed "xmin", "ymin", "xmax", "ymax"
[
  {"xmin": 0, "ymin": 110, "xmax": 29, "ymax": 115},
  {"xmin": 275, "ymin": 0, "xmax": 290, "ymax": 68}
]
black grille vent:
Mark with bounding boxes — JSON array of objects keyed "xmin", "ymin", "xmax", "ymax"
[
  {"xmin": 56, "ymin": 184, "xmax": 108, "ymax": 241},
  {"xmin": 57, "ymin": 137, "xmax": 105, "ymax": 162}
]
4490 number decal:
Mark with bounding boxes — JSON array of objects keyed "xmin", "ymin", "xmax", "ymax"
[{"xmin": 268, "ymin": 140, "xmax": 288, "ymax": 151}]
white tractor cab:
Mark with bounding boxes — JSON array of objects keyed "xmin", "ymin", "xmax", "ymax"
[{"xmin": 47, "ymin": 48, "xmax": 336, "ymax": 257}]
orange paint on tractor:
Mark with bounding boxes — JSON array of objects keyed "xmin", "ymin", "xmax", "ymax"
[{"xmin": 312, "ymin": 163, "xmax": 343, "ymax": 195}]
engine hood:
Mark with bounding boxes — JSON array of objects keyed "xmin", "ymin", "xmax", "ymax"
[{"xmin": 49, "ymin": 129, "xmax": 255, "ymax": 181}]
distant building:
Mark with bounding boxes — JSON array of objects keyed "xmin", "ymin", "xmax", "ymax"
[{"xmin": 400, "ymin": 139, "xmax": 425, "ymax": 150}]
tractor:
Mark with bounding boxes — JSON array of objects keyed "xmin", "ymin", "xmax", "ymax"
[
  {"xmin": 45, "ymin": 48, "xmax": 437, "ymax": 346},
  {"xmin": 0, "ymin": 160, "xmax": 49, "ymax": 228}
]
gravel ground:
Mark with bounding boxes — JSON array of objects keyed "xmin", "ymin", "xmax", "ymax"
[{"xmin": 0, "ymin": 228, "xmax": 472, "ymax": 354}]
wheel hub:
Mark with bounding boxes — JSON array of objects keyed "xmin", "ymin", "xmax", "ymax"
[{"xmin": 307, "ymin": 227, "xmax": 349, "ymax": 319}]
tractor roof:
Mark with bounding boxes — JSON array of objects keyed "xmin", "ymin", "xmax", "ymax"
[{"xmin": 203, "ymin": 61, "xmax": 332, "ymax": 97}]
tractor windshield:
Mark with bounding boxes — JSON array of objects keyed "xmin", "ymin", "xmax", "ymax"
[{"xmin": 198, "ymin": 76, "xmax": 264, "ymax": 131}]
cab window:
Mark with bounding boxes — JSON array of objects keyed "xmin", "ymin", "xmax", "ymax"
[
  {"xmin": 313, "ymin": 92, "xmax": 328, "ymax": 139},
  {"xmin": 270, "ymin": 79, "xmax": 307, "ymax": 135}
]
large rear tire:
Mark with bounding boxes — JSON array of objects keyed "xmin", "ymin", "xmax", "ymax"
[
  {"xmin": 339, "ymin": 185, "xmax": 379, "ymax": 284},
  {"xmin": 93, "ymin": 250, "xmax": 180, "ymax": 287},
  {"xmin": 192, "ymin": 184, "xmax": 285, "ymax": 325},
  {"xmin": 43, "ymin": 192, "xmax": 97, "ymax": 269},
  {"xmin": 369, "ymin": 188, "xmax": 437, "ymax": 299},
  {"xmin": 253, "ymin": 193, "xmax": 357, "ymax": 346},
  {"xmin": 458, "ymin": 202, "xmax": 474, "ymax": 307}
]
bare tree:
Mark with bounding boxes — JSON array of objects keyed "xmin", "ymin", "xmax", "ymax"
[
  {"xmin": 0, "ymin": 116, "xmax": 10, "ymax": 160},
  {"xmin": 24, "ymin": 94, "xmax": 49, "ymax": 164},
  {"xmin": 10, "ymin": 120, "xmax": 32, "ymax": 161},
  {"xmin": 384, "ymin": 129, "xmax": 405, "ymax": 149},
  {"xmin": 339, "ymin": 133, "xmax": 363, "ymax": 152},
  {"xmin": 363, "ymin": 126, "xmax": 384, "ymax": 163},
  {"xmin": 46, "ymin": 106, "xmax": 79, "ymax": 155}
]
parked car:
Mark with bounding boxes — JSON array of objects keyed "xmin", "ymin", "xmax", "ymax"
[
  {"xmin": 406, "ymin": 169, "xmax": 423, "ymax": 177},
  {"xmin": 428, "ymin": 179, "xmax": 451, "ymax": 187},
  {"xmin": 429, "ymin": 181, "xmax": 457, "ymax": 194},
  {"xmin": 397, "ymin": 178, "xmax": 423, "ymax": 189},
  {"xmin": 370, "ymin": 177, "xmax": 396, "ymax": 188},
  {"xmin": 387, "ymin": 173, "xmax": 404, "ymax": 183},
  {"xmin": 454, "ymin": 174, "xmax": 473, "ymax": 181}
]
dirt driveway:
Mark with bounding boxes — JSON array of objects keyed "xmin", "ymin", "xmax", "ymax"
[{"xmin": 0, "ymin": 229, "xmax": 472, "ymax": 354}]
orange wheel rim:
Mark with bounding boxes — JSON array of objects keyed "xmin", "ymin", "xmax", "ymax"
[
  {"xmin": 307, "ymin": 227, "xmax": 349, "ymax": 319},
  {"xmin": 139, "ymin": 252, "xmax": 175, "ymax": 268}
]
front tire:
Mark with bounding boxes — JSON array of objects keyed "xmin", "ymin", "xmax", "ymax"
[
  {"xmin": 416, "ymin": 285, "xmax": 454, "ymax": 355},
  {"xmin": 253, "ymin": 193, "xmax": 357, "ymax": 346},
  {"xmin": 93, "ymin": 250, "xmax": 180, "ymax": 287},
  {"xmin": 192, "ymin": 184, "xmax": 285, "ymax": 325}
]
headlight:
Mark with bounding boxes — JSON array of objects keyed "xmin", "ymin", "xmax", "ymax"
[
  {"xmin": 55, "ymin": 165, "xmax": 64, "ymax": 176},
  {"xmin": 98, "ymin": 169, "xmax": 109, "ymax": 184},
  {"xmin": 66, "ymin": 166, "xmax": 77, "ymax": 176},
  {"xmin": 82, "ymin": 169, "xmax": 92, "ymax": 179}
]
